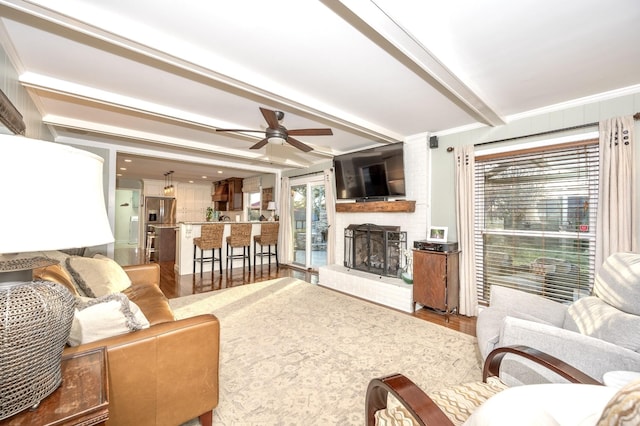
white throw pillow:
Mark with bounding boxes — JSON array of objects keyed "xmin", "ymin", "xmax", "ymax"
[
  {"xmin": 66, "ymin": 254, "xmax": 132, "ymax": 297},
  {"xmin": 68, "ymin": 293, "xmax": 150, "ymax": 346},
  {"xmin": 464, "ymin": 383, "xmax": 618, "ymax": 426}
]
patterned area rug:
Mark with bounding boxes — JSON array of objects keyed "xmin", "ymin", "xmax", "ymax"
[{"xmin": 171, "ymin": 277, "xmax": 482, "ymax": 425}]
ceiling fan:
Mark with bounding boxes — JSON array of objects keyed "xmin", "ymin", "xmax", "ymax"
[{"xmin": 215, "ymin": 107, "xmax": 333, "ymax": 152}]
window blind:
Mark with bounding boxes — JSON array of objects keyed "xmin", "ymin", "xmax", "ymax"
[
  {"xmin": 242, "ymin": 176, "xmax": 262, "ymax": 193},
  {"xmin": 474, "ymin": 140, "xmax": 599, "ymax": 304}
]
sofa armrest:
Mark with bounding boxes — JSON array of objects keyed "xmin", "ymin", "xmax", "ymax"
[
  {"xmin": 64, "ymin": 314, "xmax": 219, "ymax": 426},
  {"xmin": 123, "ymin": 263, "xmax": 160, "ymax": 288},
  {"xmin": 498, "ymin": 316, "xmax": 640, "ymax": 385},
  {"xmin": 489, "ymin": 284, "xmax": 567, "ymax": 325}
]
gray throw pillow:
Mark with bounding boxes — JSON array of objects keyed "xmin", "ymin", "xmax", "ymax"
[
  {"xmin": 567, "ymin": 296, "xmax": 640, "ymax": 352},
  {"xmin": 593, "ymin": 252, "xmax": 640, "ymax": 315}
]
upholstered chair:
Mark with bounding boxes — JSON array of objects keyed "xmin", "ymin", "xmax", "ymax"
[{"xmin": 366, "ymin": 345, "xmax": 640, "ymax": 426}]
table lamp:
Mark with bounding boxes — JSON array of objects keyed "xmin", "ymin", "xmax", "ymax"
[
  {"xmin": 267, "ymin": 201, "xmax": 277, "ymax": 221},
  {"xmin": 0, "ymin": 134, "xmax": 114, "ymax": 420}
]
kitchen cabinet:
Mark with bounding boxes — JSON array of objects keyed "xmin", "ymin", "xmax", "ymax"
[
  {"xmin": 143, "ymin": 179, "xmax": 165, "ymax": 197},
  {"xmin": 412, "ymin": 249, "xmax": 460, "ymax": 315},
  {"xmin": 212, "ymin": 177, "xmax": 243, "ymax": 211},
  {"xmin": 176, "ymin": 183, "xmax": 212, "ymax": 222},
  {"xmin": 228, "ymin": 177, "xmax": 243, "ymax": 211}
]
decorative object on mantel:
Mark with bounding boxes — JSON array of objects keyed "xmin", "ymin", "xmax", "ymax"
[
  {"xmin": 0, "ymin": 89, "xmax": 26, "ymax": 135},
  {"xmin": 0, "ymin": 135, "xmax": 114, "ymax": 420},
  {"xmin": 335, "ymin": 200, "xmax": 416, "ymax": 213}
]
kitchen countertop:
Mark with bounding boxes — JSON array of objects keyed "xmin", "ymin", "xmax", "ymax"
[
  {"xmin": 148, "ymin": 224, "xmax": 179, "ymax": 229},
  {"xmin": 180, "ymin": 221, "xmax": 264, "ymax": 225}
]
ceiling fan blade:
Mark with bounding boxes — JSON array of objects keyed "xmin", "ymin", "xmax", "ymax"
[
  {"xmin": 250, "ymin": 138, "xmax": 269, "ymax": 150},
  {"xmin": 215, "ymin": 129, "xmax": 263, "ymax": 132},
  {"xmin": 287, "ymin": 128, "xmax": 333, "ymax": 136},
  {"xmin": 286, "ymin": 136, "xmax": 313, "ymax": 152},
  {"xmin": 260, "ymin": 107, "xmax": 280, "ymax": 129}
]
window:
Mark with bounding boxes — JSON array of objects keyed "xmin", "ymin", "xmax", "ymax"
[
  {"xmin": 474, "ymin": 139, "xmax": 599, "ymax": 304},
  {"xmin": 247, "ymin": 191, "xmax": 261, "ymax": 221}
]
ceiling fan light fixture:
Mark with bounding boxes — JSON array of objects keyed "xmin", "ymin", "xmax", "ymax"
[
  {"xmin": 267, "ymin": 136, "xmax": 286, "ymax": 144},
  {"xmin": 217, "ymin": 107, "xmax": 331, "ymax": 152},
  {"xmin": 266, "ymin": 127, "xmax": 287, "ymax": 145}
]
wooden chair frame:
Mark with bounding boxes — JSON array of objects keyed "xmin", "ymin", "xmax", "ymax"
[{"xmin": 365, "ymin": 345, "xmax": 601, "ymax": 426}]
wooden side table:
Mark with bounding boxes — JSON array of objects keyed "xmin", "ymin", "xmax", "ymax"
[
  {"xmin": 1, "ymin": 347, "xmax": 109, "ymax": 426},
  {"xmin": 412, "ymin": 249, "xmax": 460, "ymax": 319}
]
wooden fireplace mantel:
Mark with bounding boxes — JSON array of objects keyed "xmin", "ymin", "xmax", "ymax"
[{"xmin": 335, "ymin": 200, "xmax": 415, "ymax": 213}]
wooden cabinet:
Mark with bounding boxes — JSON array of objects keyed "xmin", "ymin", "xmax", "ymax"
[
  {"xmin": 0, "ymin": 347, "xmax": 109, "ymax": 426},
  {"xmin": 212, "ymin": 177, "xmax": 243, "ymax": 211},
  {"xmin": 412, "ymin": 250, "xmax": 460, "ymax": 314},
  {"xmin": 228, "ymin": 177, "xmax": 243, "ymax": 211}
]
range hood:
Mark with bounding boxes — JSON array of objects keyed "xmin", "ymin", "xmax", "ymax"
[{"xmin": 212, "ymin": 182, "xmax": 228, "ymax": 201}]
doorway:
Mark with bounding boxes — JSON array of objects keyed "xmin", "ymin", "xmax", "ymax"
[
  {"xmin": 114, "ymin": 189, "xmax": 141, "ymax": 247},
  {"xmin": 290, "ymin": 175, "xmax": 327, "ymax": 270}
]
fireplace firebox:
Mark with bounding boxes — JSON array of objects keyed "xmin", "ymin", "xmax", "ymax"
[{"xmin": 344, "ymin": 223, "xmax": 407, "ymax": 278}]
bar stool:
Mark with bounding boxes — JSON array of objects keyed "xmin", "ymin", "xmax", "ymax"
[
  {"xmin": 226, "ymin": 223, "xmax": 252, "ymax": 271},
  {"xmin": 145, "ymin": 231, "xmax": 156, "ymax": 262},
  {"xmin": 193, "ymin": 223, "xmax": 224, "ymax": 276},
  {"xmin": 253, "ymin": 222, "xmax": 279, "ymax": 268}
]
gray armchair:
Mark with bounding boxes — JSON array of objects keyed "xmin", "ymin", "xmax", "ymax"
[{"xmin": 476, "ymin": 252, "xmax": 640, "ymax": 386}]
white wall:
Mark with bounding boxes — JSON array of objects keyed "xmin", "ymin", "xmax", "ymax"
[
  {"xmin": 432, "ymin": 91, "xmax": 640, "ymax": 244},
  {"xmin": 333, "ymin": 135, "xmax": 430, "ymax": 264},
  {"xmin": 0, "ymin": 45, "xmax": 53, "ymax": 140}
]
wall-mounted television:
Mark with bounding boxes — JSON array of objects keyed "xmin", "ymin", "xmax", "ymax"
[{"xmin": 333, "ymin": 142, "xmax": 406, "ymax": 200}]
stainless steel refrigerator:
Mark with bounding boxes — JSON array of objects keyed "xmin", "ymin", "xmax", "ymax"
[{"xmin": 144, "ymin": 197, "xmax": 176, "ymax": 251}]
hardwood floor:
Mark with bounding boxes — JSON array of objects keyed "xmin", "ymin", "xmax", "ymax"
[{"xmin": 115, "ymin": 246, "xmax": 476, "ymax": 337}]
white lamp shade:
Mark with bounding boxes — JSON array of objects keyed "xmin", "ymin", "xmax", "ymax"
[
  {"xmin": 0, "ymin": 135, "xmax": 114, "ymax": 253},
  {"xmin": 267, "ymin": 201, "xmax": 277, "ymax": 211}
]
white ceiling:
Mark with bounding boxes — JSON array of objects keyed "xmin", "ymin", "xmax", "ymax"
[{"xmin": 1, "ymin": 0, "xmax": 639, "ymax": 183}]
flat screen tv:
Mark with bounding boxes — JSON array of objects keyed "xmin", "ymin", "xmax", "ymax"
[{"xmin": 333, "ymin": 142, "xmax": 406, "ymax": 200}]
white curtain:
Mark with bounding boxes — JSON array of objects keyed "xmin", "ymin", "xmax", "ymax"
[
  {"xmin": 279, "ymin": 176, "xmax": 293, "ymax": 264},
  {"xmin": 324, "ymin": 168, "xmax": 336, "ymax": 265},
  {"xmin": 454, "ymin": 145, "xmax": 478, "ymax": 316},
  {"xmin": 596, "ymin": 115, "xmax": 637, "ymax": 271}
]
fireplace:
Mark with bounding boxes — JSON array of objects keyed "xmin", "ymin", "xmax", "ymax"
[{"xmin": 344, "ymin": 223, "xmax": 407, "ymax": 278}]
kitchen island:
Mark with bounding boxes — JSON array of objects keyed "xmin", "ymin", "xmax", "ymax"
[
  {"xmin": 148, "ymin": 224, "xmax": 178, "ymax": 262},
  {"xmin": 175, "ymin": 221, "xmax": 278, "ymax": 275}
]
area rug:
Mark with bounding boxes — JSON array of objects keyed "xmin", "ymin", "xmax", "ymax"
[{"xmin": 171, "ymin": 277, "xmax": 482, "ymax": 425}]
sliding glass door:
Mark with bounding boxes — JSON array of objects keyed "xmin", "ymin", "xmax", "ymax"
[{"xmin": 290, "ymin": 175, "xmax": 327, "ymax": 270}]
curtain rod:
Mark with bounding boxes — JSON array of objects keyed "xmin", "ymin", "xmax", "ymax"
[
  {"xmin": 446, "ymin": 112, "xmax": 640, "ymax": 152},
  {"xmin": 283, "ymin": 168, "xmax": 331, "ymax": 180}
]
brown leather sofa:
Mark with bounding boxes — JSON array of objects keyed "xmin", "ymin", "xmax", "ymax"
[{"xmin": 35, "ymin": 262, "xmax": 219, "ymax": 426}]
